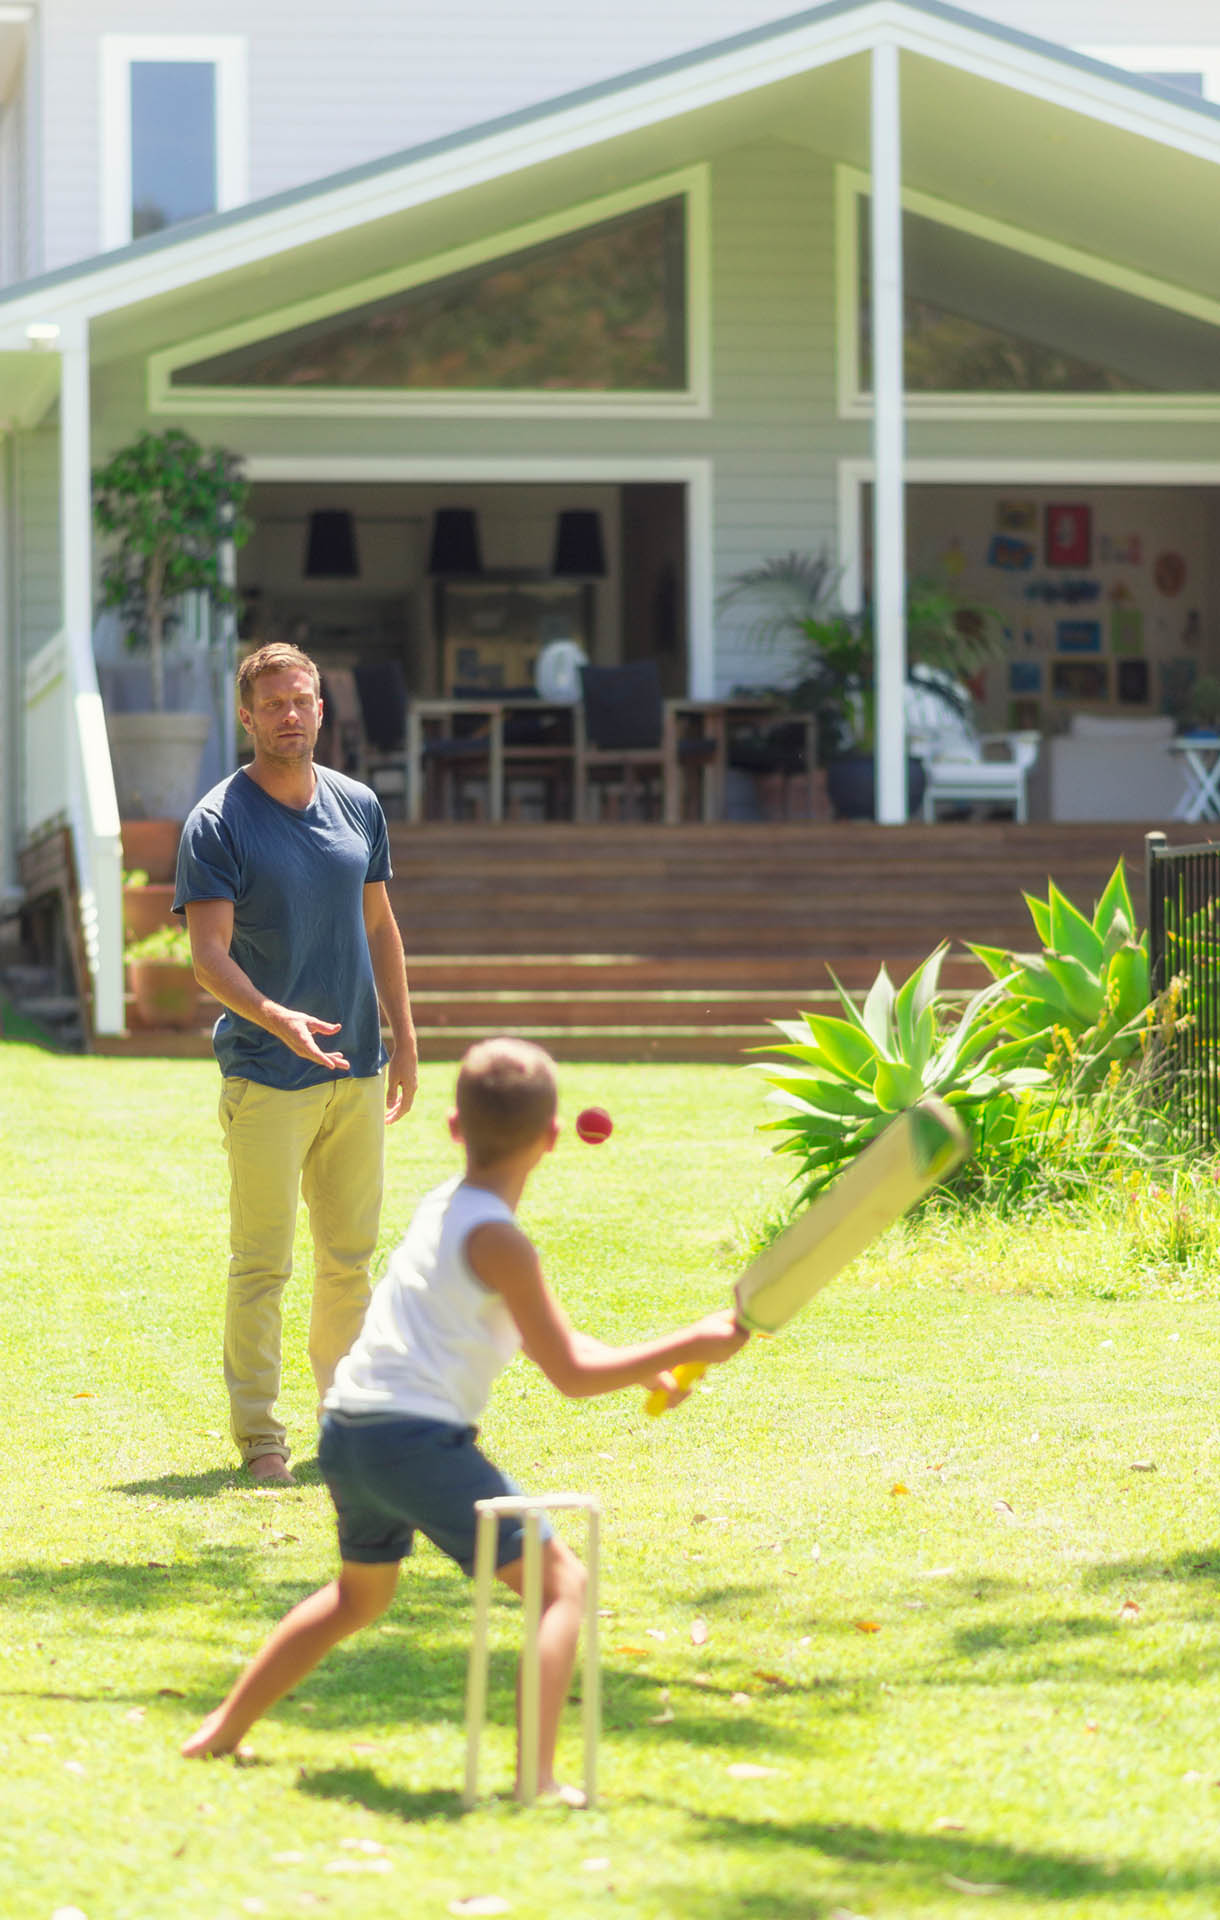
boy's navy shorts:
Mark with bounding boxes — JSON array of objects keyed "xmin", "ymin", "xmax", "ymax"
[{"xmin": 317, "ymin": 1411, "xmax": 552, "ymax": 1574}]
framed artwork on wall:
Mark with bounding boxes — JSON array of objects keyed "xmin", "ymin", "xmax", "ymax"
[
  {"xmin": 1045, "ymin": 504, "xmax": 1092, "ymax": 568},
  {"xmin": 1056, "ymin": 620, "xmax": 1102, "ymax": 653},
  {"xmin": 1052, "ymin": 659, "xmax": 1108, "ymax": 700},
  {"xmin": 1117, "ymin": 659, "xmax": 1150, "ymax": 705}
]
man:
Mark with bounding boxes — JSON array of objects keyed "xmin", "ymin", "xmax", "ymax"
[{"xmin": 174, "ymin": 642, "xmax": 418, "ymax": 1484}]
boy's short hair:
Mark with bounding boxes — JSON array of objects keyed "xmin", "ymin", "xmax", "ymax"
[
  {"xmin": 238, "ymin": 643, "xmax": 321, "ymax": 707},
  {"xmin": 456, "ymin": 1038, "xmax": 558, "ymax": 1161}
]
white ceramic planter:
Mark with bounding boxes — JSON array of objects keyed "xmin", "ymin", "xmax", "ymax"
[{"xmin": 106, "ymin": 711, "xmax": 213, "ymax": 820}]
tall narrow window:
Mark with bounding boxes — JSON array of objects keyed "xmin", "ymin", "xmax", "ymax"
[
  {"xmin": 101, "ymin": 37, "xmax": 247, "ymax": 250},
  {"xmin": 130, "ymin": 62, "xmax": 216, "ymax": 237}
]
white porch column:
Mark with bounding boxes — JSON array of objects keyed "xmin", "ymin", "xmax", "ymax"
[
  {"xmin": 870, "ymin": 40, "xmax": 907, "ymax": 825},
  {"xmin": 59, "ymin": 317, "xmax": 124, "ymax": 1034}
]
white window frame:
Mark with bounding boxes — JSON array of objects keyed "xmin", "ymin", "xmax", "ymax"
[
  {"xmin": 835, "ymin": 163, "xmax": 1220, "ymax": 424},
  {"xmin": 1078, "ymin": 45, "xmax": 1220, "ymax": 105},
  {"xmin": 100, "ymin": 35, "xmax": 248, "ymax": 252},
  {"xmin": 148, "ymin": 166, "xmax": 710, "ymax": 421}
]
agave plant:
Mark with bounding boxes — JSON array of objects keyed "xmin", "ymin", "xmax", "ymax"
[
  {"xmin": 755, "ymin": 945, "xmax": 1047, "ymax": 1201},
  {"xmin": 968, "ymin": 861, "xmax": 1152, "ymax": 1092}
]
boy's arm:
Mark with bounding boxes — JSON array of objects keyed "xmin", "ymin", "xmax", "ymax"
[{"xmin": 466, "ymin": 1222, "xmax": 747, "ymax": 1399}]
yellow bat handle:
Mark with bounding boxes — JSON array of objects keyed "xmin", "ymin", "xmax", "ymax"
[{"xmin": 645, "ymin": 1361, "xmax": 707, "ymax": 1417}]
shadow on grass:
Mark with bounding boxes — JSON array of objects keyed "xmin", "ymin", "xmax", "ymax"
[
  {"xmin": 113, "ymin": 1469, "xmax": 240, "ymax": 1499},
  {"xmin": 660, "ymin": 1805, "xmax": 1220, "ymax": 1907},
  {"xmin": 1084, "ymin": 1545, "xmax": 1220, "ymax": 1590},
  {"xmin": 114, "ymin": 1456, "xmax": 324, "ymax": 1499},
  {"xmin": 0, "ymin": 1550, "xmax": 831, "ymax": 1756},
  {"xmin": 297, "ymin": 1764, "xmax": 462, "ymax": 1824}
]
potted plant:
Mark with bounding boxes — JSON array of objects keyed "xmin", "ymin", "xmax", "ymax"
[
  {"xmin": 1184, "ymin": 673, "xmax": 1220, "ymax": 738},
  {"xmin": 94, "ymin": 427, "xmax": 252, "ymax": 821},
  {"xmin": 122, "ymin": 864, "xmax": 180, "ymax": 944},
  {"xmin": 718, "ymin": 552, "xmax": 1002, "ymax": 819},
  {"xmin": 124, "ymin": 920, "xmax": 200, "ymax": 1031}
]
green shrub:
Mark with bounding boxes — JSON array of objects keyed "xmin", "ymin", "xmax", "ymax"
[
  {"xmin": 754, "ymin": 944, "xmax": 1046, "ymax": 1202},
  {"xmin": 969, "ymin": 860, "xmax": 1151, "ymax": 1093},
  {"xmin": 124, "ymin": 922, "xmax": 193, "ymax": 964}
]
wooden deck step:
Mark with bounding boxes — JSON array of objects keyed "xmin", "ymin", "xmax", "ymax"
[{"xmin": 96, "ymin": 820, "xmax": 1195, "ymax": 1063}]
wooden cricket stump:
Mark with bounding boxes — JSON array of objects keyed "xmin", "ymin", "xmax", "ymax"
[{"xmin": 463, "ymin": 1492, "xmax": 601, "ymax": 1809}]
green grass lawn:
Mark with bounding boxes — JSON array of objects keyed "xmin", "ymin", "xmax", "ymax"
[{"xmin": 5, "ymin": 1041, "xmax": 1220, "ymax": 1920}]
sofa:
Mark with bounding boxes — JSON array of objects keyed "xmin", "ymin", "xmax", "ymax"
[{"xmin": 1033, "ymin": 713, "xmax": 1186, "ymax": 822}]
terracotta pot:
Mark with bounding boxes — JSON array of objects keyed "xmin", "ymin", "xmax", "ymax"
[
  {"xmin": 127, "ymin": 960, "xmax": 199, "ymax": 1031},
  {"xmin": 120, "ymin": 820, "xmax": 182, "ymax": 884},
  {"xmin": 123, "ymin": 883, "xmax": 177, "ymax": 942}
]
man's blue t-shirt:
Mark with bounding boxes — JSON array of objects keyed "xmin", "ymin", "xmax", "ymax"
[{"xmin": 173, "ymin": 765, "xmax": 392, "ymax": 1091}]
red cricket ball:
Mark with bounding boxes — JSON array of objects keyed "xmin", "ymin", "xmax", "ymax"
[{"xmin": 575, "ymin": 1105, "xmax": 614, "ymax": 1145}]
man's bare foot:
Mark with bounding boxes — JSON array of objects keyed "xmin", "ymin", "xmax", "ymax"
[
  {"xmin": 248, "ymin": 1454, "xmax": 294, "ymax": 1485},
  {"xmin": 515, "ymin": 1779, "xmax": 588, "ymax": 1808},
  {"xmin": 182, "ymin": 1710, "xmax": 241, "ymax": 1759}
]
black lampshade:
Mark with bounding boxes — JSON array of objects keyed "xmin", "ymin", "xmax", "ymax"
[
  {"xmin": 304, "ymin": 509, "xmax": 360, "ymax": 579},
  {"xmin": 428, "ymin": 507, "xmax": 482, "ymax": 575},
  {"xmin": 552, "ymin": 509, "xmax": 606, "ymax": 578}
]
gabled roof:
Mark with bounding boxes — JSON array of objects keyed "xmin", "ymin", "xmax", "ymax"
[{"xmin": 1, "ymin": 0, "xmax": 1219, "ymax": 340}]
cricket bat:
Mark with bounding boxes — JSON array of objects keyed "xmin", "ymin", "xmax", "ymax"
[{"xmin": 646, "ymin": 1097, "xmax": 969, "ymax": 1415}]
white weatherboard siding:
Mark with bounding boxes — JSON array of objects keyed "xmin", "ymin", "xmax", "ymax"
[
  {"xmin": 85, "ymin": 141, "xmax": 846, "ymax": 701},
  {"xmin": 69, "ymin": 127, "xmax": 1220, "ymax": 708},
  {"xmin": 35, "ymin": 0, "xmax": 1220, "ymax": 272},
  {"xmin": 18, "ymin": 428, "xmax": 59, "ymax": 666}
]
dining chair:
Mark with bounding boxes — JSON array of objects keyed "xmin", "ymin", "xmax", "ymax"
[{"xmin": 574, "ymin": 661, "xmax": 678, "ymax": 822}]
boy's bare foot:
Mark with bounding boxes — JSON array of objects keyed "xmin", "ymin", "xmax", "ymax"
[
  {"xmin": 181, "ymin": 1710, "xmax": 241, "ymax": 1759},
  {"xmin": 248, "ymin": 1454, "xmax": 295, "ymax": 1485},
  {"xmin": 515, "ymin": 1779, "xmax": 588, "ymax": 1808}
]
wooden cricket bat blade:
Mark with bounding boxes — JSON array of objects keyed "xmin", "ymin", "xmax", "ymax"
[{"xmin": 734, "ymin": 1097, "xmax": 968, "ymax": 1334}]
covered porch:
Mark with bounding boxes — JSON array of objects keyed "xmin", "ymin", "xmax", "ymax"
[{"xmin": 4, "ymin": 0, "xmax": 1220, "ymax": 1041}]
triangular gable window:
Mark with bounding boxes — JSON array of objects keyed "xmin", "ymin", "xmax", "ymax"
[
  {"xmin": 858, "ymin": 201, "xmax": 1220, "ymax": 394},
  {"xmin": 172, "ymin": 199, "xmax": 687, "ymax": 392}
]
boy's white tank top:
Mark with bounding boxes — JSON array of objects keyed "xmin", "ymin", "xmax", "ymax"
[{"xmin": 326, "ymin": 1176, "xmax": 522, "ymax": 1427}]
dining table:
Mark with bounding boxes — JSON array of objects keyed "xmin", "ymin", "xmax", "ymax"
[{"xmin": 404, "ymin": 693, "xmax": 809, "ymax": 824}]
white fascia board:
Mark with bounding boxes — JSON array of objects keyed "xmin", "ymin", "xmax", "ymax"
[
  {"xmin": 1, "ymin": 0, "xmax": 1220, "ymax": 345},
  {"xmin": 0, "ymin": 12, "xmax": 882, "ymax": 343},
  {"xmin": 884, "ymin": 6, "xmax": 1220, "ymax": 165}
]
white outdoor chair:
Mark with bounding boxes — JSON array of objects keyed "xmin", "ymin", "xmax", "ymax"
[{"xmin": 907, "ymin": 673, "xmax": 1041, "ymax": 824}]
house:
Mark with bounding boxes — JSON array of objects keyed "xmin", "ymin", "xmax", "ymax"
[{"xmin": 2, "ymin": 0, "xmax": 1220, "ymax": 1037}]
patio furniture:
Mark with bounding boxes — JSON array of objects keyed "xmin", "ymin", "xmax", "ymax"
[
  {"xmin": 574, "ymin": 662, "xmax": 679, "ymax": 822},
  {"xmin": 352, "ymin": 660, "xmax": 413, "ymax": 815},
  {"xmin": 1044, "ymin": 713, "xmax": 1183, "ymax": 821},
  {"xmin": 909, "ymin": 674, "xmax": 1039, "ymax": 823},
  {"xmin": 1170, "ymin": 734, "xmax": 1220, "ymax": 822}
]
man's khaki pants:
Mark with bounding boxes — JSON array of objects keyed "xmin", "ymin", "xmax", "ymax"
[{"xmin": 219, "ymin": 1072, "xmax": 385, "ymax": 1466}]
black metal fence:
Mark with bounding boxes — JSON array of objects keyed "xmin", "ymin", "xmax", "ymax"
[{"xmin": 1146, "ymin": 831, "xmax": 1220, "ymax": 1148}]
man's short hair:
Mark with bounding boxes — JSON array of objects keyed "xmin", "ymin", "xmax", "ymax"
[
  {"xmin": 237, "ymin": 643, "xmax": 321, "ymax": 707},
  {"xmin": 456, "ymin": 1037, "xmax": 558, "ymax": 1162}
]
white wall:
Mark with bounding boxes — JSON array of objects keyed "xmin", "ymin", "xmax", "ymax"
[{"xmin": 35, "ymin": 0, "xmax": 1220, "ymax": 273}]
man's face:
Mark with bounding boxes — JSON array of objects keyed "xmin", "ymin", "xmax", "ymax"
[{"xmin": 240, "ymin": 667, "xmax": 322, "ymax": 763}]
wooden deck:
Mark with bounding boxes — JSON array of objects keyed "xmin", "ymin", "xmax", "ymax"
[{"xmin": 95, "ymin": 819, "xmax": 1197, "ymax": 1064}]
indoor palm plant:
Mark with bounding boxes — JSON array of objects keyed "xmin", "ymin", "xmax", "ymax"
[{"xmin": 718, "ymin": 551, "xmax": 1002, "ymax": 818}]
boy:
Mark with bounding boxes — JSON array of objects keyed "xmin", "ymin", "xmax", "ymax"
[{"xmin": 183, "ymin": 1037, "xmax": 748, "ymax": 1800}]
